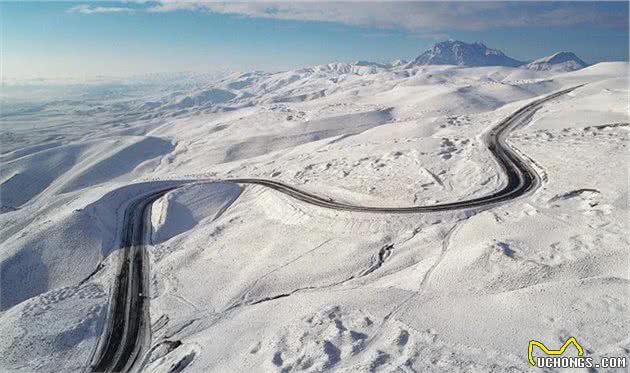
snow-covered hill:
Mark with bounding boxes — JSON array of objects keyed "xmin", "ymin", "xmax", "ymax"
[
  {"xmin": 414, "ymin": 40, "xmax": 524, "ymax": 67},
  {"xmin": 524, "ymin": 51, "xmax": 588, "ymax": 72},
  {"xmin": 1, "ymin": 58, "xmax": 628, "ymax": 373}
]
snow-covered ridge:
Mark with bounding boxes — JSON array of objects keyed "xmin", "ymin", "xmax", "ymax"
[
  {"xmin": 524, "ymin": 51, "xmax": 588, "ymax": 72},
  {"xmin": 412, "ymin": 40, "xmax": 589, "ymax": 73},
  {"xmin": 413, "ymin": 40, "xmax": 524, "ymax": 67},
  {"xmin": 0, "ymin": 48, "xmax": 628, "ymax": 373}
]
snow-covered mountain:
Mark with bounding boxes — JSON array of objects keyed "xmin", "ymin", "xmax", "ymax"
[
  {"xmin": 414, "ymin": 40, "xmax": 523, "ymax": 67},
  {"xmin": 353, "ymin": 60, "xmax": 389, "ymax": 68},
  {"xmin": 1, "ymin": 51, "xmax": 628, "ymax": 373},
  {"xmin": 390, "ymin": 59, "xmax": 409, "ymax": 67},
  {"xmin": 524, "ymin": 51, "xmax": 588, "ymax": 72}
]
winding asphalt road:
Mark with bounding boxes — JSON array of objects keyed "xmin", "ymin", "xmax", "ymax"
[
  {"xmin": 225, "ymin": 85, "xmax": 581, "ymax": 212},
  {"xmin": 90, "ymin": 86, "xmax": 580, "ymax": 372}
]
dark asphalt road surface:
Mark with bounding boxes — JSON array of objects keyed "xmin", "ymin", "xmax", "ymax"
[{"xmin": 90, "ymin": 189, "xmax": 175, "ymax": 373}]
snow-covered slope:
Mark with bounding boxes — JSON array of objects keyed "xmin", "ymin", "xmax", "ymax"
[
  {"xmin": 389, "ymin": 59, "xmax": 409, "ymax": 67},
  {"xmin": 525, "ymin": 51, "xmax": 588, "ymax": 72},
  {"xmin": 1, "ymin": 60, "xmax": 628, "ymax": 373},
  {"xmin": 414, "ymin": 40, "xmax": 524, "ymax": 67}
]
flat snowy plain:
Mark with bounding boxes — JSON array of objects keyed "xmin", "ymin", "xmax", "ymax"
[{"xmin": 0, "ymin": 61, "xmax": 628, "ymax": 372}]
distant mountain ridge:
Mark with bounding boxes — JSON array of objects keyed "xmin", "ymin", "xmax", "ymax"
[
  {"xmin": 296, "ymin": 42, "xmax": 588, "ymax": 74},
  {"xmin": 524, "ymin": 52, "xmax": 588, "ymax": 72},
  {"xmin": 414, "ymin": 40, "xmax": 524, "ymax": 67},
  {"xmin": 412, "ymin": 40, "xmax": 588, "ymax": 72}
]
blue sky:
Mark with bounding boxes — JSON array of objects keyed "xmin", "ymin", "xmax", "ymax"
[{"xmin": 2, "ymin": 1, "xmax": 628, "ymax": 79}]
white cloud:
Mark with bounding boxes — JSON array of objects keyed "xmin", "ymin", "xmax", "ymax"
[
  {"xmin": 68, "ymin": 4, "xmax": 136, "ymax": 14},
  {"xmin": 67, "ymin": 1, "xmax": 626, "ymax": 30},
  {"xmin": 146, "ymin": 2, "xmax": 205, "ymax": 13},
  {"xmin": 144, "ymin": 1, "xmax": 627, "ymax": 31}
]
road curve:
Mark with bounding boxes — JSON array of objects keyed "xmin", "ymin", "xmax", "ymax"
[
  {"xmin": 89, "ymin": 85, "xmax": 580, "ymax": 372},
  {"xmin": 226, "ymin": 85, "xmax": 582, "ymax": 213}
]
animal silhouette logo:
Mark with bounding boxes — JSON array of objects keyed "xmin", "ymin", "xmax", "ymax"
[{"xmin": 528, "ymin": 337, "xmax": 584, "ymax": 366}]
